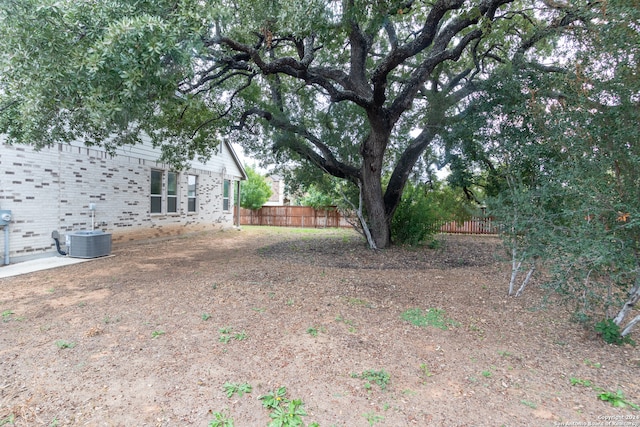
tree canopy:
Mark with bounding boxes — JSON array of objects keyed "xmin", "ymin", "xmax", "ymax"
[
  {"xmin": 455, "ymin": 1, "xmax": 640, "ymax": 337},
  {"xmin": 0, "ymin": 0, "xmax": 622, "ymax": 248},
  {"xmin": 240, "ymin": 166, "xmax": 273, "ymax": 210}
]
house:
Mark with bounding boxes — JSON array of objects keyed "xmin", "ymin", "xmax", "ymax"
[
  {"xmin": 0, "ymin": 138, "xmax": 246, "ymax": 264},
  {"xmin": 263, "ymin": 174, "xmax": 287, "ymax": 206}
]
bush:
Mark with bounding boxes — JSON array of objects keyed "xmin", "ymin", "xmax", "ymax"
[
  {"xmin": 391, "ymin": 181, "xmax": 471, "ymax": 246},
  {"xmin": 594, "ymin": 319, "xmax": 635, "ymax": 346}
]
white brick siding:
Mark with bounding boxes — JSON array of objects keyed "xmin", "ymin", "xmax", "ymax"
[{"xmin": 0, "ymin": 141, "xmax": 245, "ymax": 263}]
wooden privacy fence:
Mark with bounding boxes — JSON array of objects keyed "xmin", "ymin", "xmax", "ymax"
[
  {"xmin": 437, "ymin": 217, "xmax": 498, "ymax": 235},
  {"xmin": 237, "ymin": 206, "xmax": 499, "ymax": 235},
  {"xmin": 238, "ymin": 206, "xmax": 352, "ymax": 228}
]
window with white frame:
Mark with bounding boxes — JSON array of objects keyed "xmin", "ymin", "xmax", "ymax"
[
  {"xmin": 150, "ymin": 170, "xmax": 163, "ymax": 213},
  {"xmin": 223, "ymin": 179, "xmax": 230, "ymax": 211},
  {"xmin": 188, "ymin": 175, "xmax": 197, "ymax": 212},
  {"xmin": 167, "ymin": 172, "xmax": 178, "ymax": 213}
]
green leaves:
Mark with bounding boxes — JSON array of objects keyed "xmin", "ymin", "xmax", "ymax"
[
  {"xmin": 0, "ymin": 0, "xmax": 217, "ymax": 167},
  {"xmin": 259, "ymin": 387, "xmax": 312, "ymax": 427},
  {"xmin": 240, "ymin": 166, "xmax": 272, "ymax": 210},
  {"xmin": 401, "ymin": 308, "xmax": 459, "ymax": 331},
  {"xmin": 222, "ymin": 382, "xmax": 252, "ymax": 398},
  {"xmin": 594, "ymin": 319, "xmax": 635, "ymax": 346},
  {"xmin": 259, "ymin": 386, "xmax": 287, "ymax": 410}
]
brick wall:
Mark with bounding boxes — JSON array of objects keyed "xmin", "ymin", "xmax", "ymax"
[{"xmin": 0, "ymin": 143, "xmax": 239, "ymax": 262}]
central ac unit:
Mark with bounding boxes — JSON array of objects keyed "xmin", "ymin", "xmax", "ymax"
[{"xmin": 66, "ymin": 230, "xmax": 112, "ymax": 258}]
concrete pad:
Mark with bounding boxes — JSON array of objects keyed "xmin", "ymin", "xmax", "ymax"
[{"xmin": 0, "ymin": 256, "xmax": 94, "ymax": 279}]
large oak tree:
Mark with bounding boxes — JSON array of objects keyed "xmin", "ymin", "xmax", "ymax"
[{"xmin": 0, "ymin": 0, "xmax": 597, "ymax": 247}]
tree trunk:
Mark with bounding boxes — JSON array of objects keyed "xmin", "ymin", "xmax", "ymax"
[
  {"xmin": 613, "ymin": 276, "xmax": 640, "ymax": 326},
  {"xmin": 361, "ymin": 173, "xmax": 390, "ymax": 248},
  {"xmin": 515, "ymin": 263, "xmax": 536, "ymax": 297},
  {"xmin": 621, "ymin": 314, "xmax": 640, "ymax": 337},
  {"xmin": 356, "ymin": 182, "xmax": 378, "ymax": 250},
  {"xmin": 360, "ymin": 124, "xmax": 391, "ymax": 248},
  {"xmin": 508, "ymin": 245, "xmax": 523, "ymax": 296}
]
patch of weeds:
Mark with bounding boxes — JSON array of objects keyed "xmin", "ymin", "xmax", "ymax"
[
  {"xmin": 497, "ymin": 350, "xmax": 512, "ymax": 357},
  {"xmin": 151, "ymin": 330, "xmax": 165, "ymax": 339},
  {"xmin": 286, "ymin": 298, "xmax": 295, "ymax": 306},
  {"xmin": 343, "ymin": 297, "xmax": 373, "ymax": 308},
  {"xmin": 268, "ymin": 398, "xmax": 307, "ymax": 426},
  {"xmin": 598, "ymin": 390, "xmax": 640, "ymax": 409},
  {"xmin": 402, "ymin": 389, "xmax": 417, "ymax": 396},
  {"xmin": 336, "ymin": 314, "xmax": 357, "ymax": 334},
  {"xmin": 306, "ymin": 326, "xmax": 326, "ymax": 337},
  {"xmin": 0, "ymin": 414, "xmax": 15, "ymax": 426},
  {"xmin": 335, "ymin": 314, "xmax": 356, "ymax": 327},
  {"xmin": 223, "ymin": 382, "xmax": 252, "ymax": 398},
  {"xmin": 595, "ymin": 319, "xmax": 636, "ymax": 346},
  {"xmin": 103, "ymin": 315, "xmax": 120, "ymax": 324},
  {"xmin": 401, "ymin": 307, "xmax": 459, "ymax": 330},
  {"xmin": 218, "ymin": 327, "xmax": 247, "ymax": 343},
  {"xmin": 252, "ymin": 307, "xmax": 266, "ymax": 313},
  {"xmin": 520, "ymin": 400, "xmax": 537, "ymax": 409},
  {"xmin": 481, "ymin": 370, "xmax": 492, "ymax": 378},
  {"xmin": 201, "ymin": 313, "xmax": 212, "ymax": 321},
  {"xmin": 259, "ymin": 387, "xmax": 314, "ymax": 427},
  {"xmin": 49, "ymin": 418, "xmax": 59, "ymax": 427},
  {"xmin": 362, "ymin": 411, "xmax": 385, "ymax": 426},
  {"xmin": 570, "ymin": 377, "xmax": 593, "ymax": 387},
  {"xmin": 351, "ymin": 369, "xmax": 391, "ymax": 391},
  {"xmin": 419, "ymin": 363, "xmax": 433, "ymax": 380},
  {"xmin": 55, "ymin": 340, "xmax": 76, "ymax": 349},
  {"xmin": 570, "ymin": 378, "xmax": 640, "ymax": 409},
  {"xmin": 259, "ymin": 386, "xmax": 288, "ymax": 409},
  {"xmin": 583, "ymin": 359, "xmax": 602, "ymax": 369},
  {"xmin": 467, "ymin": 321, "xmax": 485, "ymax": 337},
  {"xmin": 1, "ymin": 310, "xmax": 14, "ymax": 322},
  {"xmin": 208, "ymin": 409, "xmax": 234, "ymax": 427},
  {"xmin": 47, "ymin": 288, "xmax": 55, "ymax": 293}
]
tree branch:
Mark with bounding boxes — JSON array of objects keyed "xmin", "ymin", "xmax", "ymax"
[{"xmin": 233, "ymin": 108, "xmax": 361, "ymax": 182}]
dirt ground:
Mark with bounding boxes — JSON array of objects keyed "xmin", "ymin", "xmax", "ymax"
[{"xmin": 1, "ymin": 226, "xmax": 639, "ymax": 427}]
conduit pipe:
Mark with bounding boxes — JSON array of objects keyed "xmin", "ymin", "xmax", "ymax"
[
  {"xmin": 51, "ymin": 230, "xmax": 67, "ymax": 256},
  {"xmin": 3, "ymin": 225, "xmax": 8, "ymax": 266},
  {"xmin": 0, "ymin": 210, "xmax": 12, "ymax": 265}
]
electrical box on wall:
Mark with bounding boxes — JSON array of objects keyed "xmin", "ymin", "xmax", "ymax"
[{"xmin": 0, "ymin": 210, "xmax": 12, "ymax": 226}]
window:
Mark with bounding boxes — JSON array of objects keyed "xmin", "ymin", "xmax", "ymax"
[
  {"xmin": 167, "ymin": 172, "xmax": 178, "ymax": 213},
  {"xmin": 150, "ymin": 170, "xmax": 163, "ymax": 213},
  {"xmin": 188, "ymin": 175, "xmax": 197, "ymax": 212},
  {"xmin": 223, "ymin": 179, "xmax": 230, "ymax": 211}
]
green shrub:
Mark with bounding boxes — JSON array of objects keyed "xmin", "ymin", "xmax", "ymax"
[
  {"xmin": 391, "ymin": 181, "xmax": 471, "ymax": 246},
  {"xmin": 594, "ymin": 319, "xmax": 635, "ymax": 346}
]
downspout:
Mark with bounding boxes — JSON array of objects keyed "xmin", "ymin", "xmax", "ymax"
[{"xmin": 236, "ymin": 180, "xmax": 241, "ymax": 229}]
